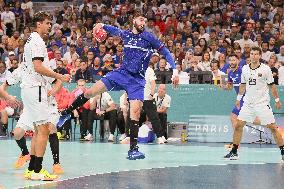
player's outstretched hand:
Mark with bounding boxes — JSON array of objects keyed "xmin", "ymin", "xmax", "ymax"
[
  {"xmin": 6, "ymin": 95, "xmax": 20, "ymax": 109},
  {"xmin": 235, "ymin": 100, "xmax": 241, "ymax": 110},
  {"xmin": 275, "ymin": 101, "xmax": 282, "ymax": 110},
  {"xmin": 172, "ymin": 75, "xmax": 179, "ymax": 88},
  {"xmin": 60, "ymin": 74, "xmax": 71, "ymax": 83}
]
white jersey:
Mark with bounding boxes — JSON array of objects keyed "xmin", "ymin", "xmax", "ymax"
[
  {"xmin": 153, "ymin": 93, "xmax": 171, "ymax": 109},
  {"xmin": 90, "ymin": 92, "xmax": 114, "ymax": 111},
  {"xmin": 144, "ymin": 67, "xmax": 156, "ymax": 100},
  {"xmin": 21, "ymin": 32, "xmax": 50, "ymax": 88},
  {"xmin": 241, "ymin": 63, "xmax": 274, "ymax": 105}
]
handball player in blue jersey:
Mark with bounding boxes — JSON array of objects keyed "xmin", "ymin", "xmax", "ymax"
[
  {"xmin": 58, "ymin": 11, "xmax": 178, "ymax": 160},
  {"xmin": 223, "ymin": 54, "xmax": 260, "ymax": 149}
]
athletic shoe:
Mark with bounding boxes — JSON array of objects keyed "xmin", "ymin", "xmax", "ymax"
[
  {"xmin": 120, "ymin": 137, "xmax": 130, "ymax": 144},
  {"xmin": 80, "ymin": 135, "xmax": 86, "ymax": 141},
  {"xmin": 156, "ymin": 137, "xmax": 165, "ymax": 144},
  {"xmin": 53, "ymin": 164, "xmax": 64, "ymax": 174},
  {"xmin": 108, "ymin": 134, "xmax": 114, "ymax": 142},
  {"xmin": 162, "ymin": 136, "xmax": 168, "ymax": 143},
  {"xmin": 30, "ymin": 169, "xmax": 58, "ymax": 181},
  {"xmin": 84, "ymin": 133, "xmax": 94, "ymax": 141},
  {"xmin": 224, "ymin": 151, "xmax": 239, "ymax": 160},
  {"xmin": 57, "ymin": 114, "xmax": 71, "ymax": 128},
  {"xmin": 119, "ymin": 133, "xmax": 126, "ymax": 141},
  {"xmin": 127, "ymin": 146, "xmax": 145, "ymax": 160},
  {"xmin": 14, "ymin": 154, "xmax": 31, "ymax": 169},
  {"xmin": 24, "ymin": 169, "xmax": 34, "ymax": 179}
]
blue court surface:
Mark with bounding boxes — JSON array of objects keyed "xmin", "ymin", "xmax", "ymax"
[{"xmin": 0, "ymin": 139, "xmax": 284, "ymax": 189}]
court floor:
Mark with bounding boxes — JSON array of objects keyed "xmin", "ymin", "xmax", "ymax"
[{"xmin": 0, "ymin": 138, "xmax": 284, "ymax": 189}]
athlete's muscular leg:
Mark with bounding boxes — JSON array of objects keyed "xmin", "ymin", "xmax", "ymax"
[
  {"xmin": 233, "ymin": 119, "xmax": 247, "ymax": 145},
  {"xmin": 267, "ymin": 123, "xmax": 284, "ymax": 147}
]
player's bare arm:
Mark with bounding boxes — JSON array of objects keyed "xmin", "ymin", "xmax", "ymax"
[
  {"xmin": 0, "ymin": 83, "xmax": 20, "ymax": 109},
  {"xmin": 33, "ymin": 60, "xmax": 70, "ymax": 83},
  {"xmin": 236, "ymin": 83, "xmax": 245, "ymax": 109},
  {"xmin": 47, "ymin": 79, "xmax": 63, "ymax": 97},
  {"xmin": 269, "ymin": 84, "xmax": 282, "ymax": 110}
]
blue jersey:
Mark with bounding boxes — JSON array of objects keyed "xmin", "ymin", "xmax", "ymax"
[
  {"xmin": 228, "ymin": 64, "xmax": 244, "ymax": 94},
  {"xmin": 103, "ymin": 25, "xmax": 175, "ymax": 75}
]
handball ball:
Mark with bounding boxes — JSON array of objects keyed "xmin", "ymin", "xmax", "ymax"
[{"xmin": 93, "ymin": 27, "xmax": 107, "ymax": 43}]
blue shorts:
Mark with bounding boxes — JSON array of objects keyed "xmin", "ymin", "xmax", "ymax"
[
  {"xmin": 101, "ymin": 69, "xmax": 145, "ymax": 101},
  {"xmin": 232, "ymin": 99, "xmax": 244, "ymax": 116}
]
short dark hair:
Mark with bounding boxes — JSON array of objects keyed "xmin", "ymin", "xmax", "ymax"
[
  {"xmin": 227, "ymin": 53, "xmax": 239, "ymax": 59},
  {"xmin": 32, "ymin": 11, "xmax": 52, "ymax": 27},
  {"xmin": 251, "ymin": 46, "xmax": 262, "ymax": 55}
]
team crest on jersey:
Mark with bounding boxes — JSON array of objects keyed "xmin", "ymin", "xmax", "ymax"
[{"xmin": 258, "ymin": 73, "xmax": 262, "ymax": 77}]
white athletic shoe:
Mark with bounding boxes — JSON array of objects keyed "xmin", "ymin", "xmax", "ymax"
[
  {"xmin": 84, "ymin": 133, "xmax": 94, "ymax": 141},
  {"xmin": 162, "ymin": 136, "xmax": 168, "ymax": 143},
  {"xmin": 119, "ymin": 133, "xmax": 127, "ymax": 141},
  {"xmin": 108, "ymin": 134, "xmax": 114, "ymax": 142},
  {"xmin": 157, "ymin": 137, "xmax": 165, "ymax": 144}
]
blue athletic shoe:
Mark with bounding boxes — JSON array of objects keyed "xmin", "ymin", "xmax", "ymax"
[
  {"xmin": 57, "ymin": 114, "xmax": 71, "ymax": 128},
  {"xmin": 127, "ymin": 146, "xmax": 145, "ymax": 160}
]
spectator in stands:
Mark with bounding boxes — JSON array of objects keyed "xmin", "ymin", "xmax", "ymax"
[
  {"xmin": 154, "ymin": 84, "xmax": 171, "ymax": 139},
  {"xmin": 5, "ymin": 51, "xmax": 16, "ymax": 69},
  {"xmin": 49, "ymin": 49, "xmax": 62, "ymax": 70},
  {"xmin": 211, "ymin": 59, "xmax": 225, "ymax": 83},
  {"xmin": 8, "ymin": 30, "xmax": 20, "ymax": 49},
  {"xmin": 181, "ymin": 50, "xmax": 194, "ymax": 71},
  {"xmin": 69, "ymin": 79, "xmax": 90, "ymax": 140},
  {"xmin": 21, "ymin": 0, "xmax": 33, "ymax": 17},
  {"xmin": 75, "ymin": 60, "xmax": 93, "ymax": 83},
  {"xmin": 268, "ymin": 56, "xmax": 279, "ymax": 85},
  {"xmin": 0, "ymin": 60, "xmax": 11, "ymax": 83},
  {"xmin": 54, "ymin": 59, "xmax": 69, "ymax": 75},
  {"xmin": 277, "ymin": 45, "xmax": 284, "ymax": 64},
  {"xmin": 268, "ymin": 36, "xmax": 280, "ymax": 54},
  {"xmin": 101, "ymin": 54, "xmax": 114, "ymax": 75},
  {"xmin": 185, "ymin": 56, "xmax": 202, "ymax": 73},
  {"xmin": 218, "ymin": 53, "xmax": 230, "ymax": 74},
  {"xmin": 59, "ymin": 36, "xmax": 70, "ymax": 56},
  {"xmin": 262, "ymin": 42, "xmax": 273, "ymax": 62},
  {"xmin": 1, "ymin": 4, "xmax": 15, "ymax": 37},
  {"xmin": 63, "ymin": 44, "xmax": 78, "ymax": 64},
  {"xmin": 198, "ymin": 51, "xmax": 211, "ymax": 71},
  {"xmin": 8, "ymin": 58, "xmax": 18, "ymax": 73},
  {"xmin": 88, "ymin": 92, "xmax": 121, "ymax": 142},
  {"xmin": 113, "ymin": 43, "xmax": 123, "ymax": 68},
  {"xmin": 175, "ymin": 64, "xmax": 189, "ymax": 84}
]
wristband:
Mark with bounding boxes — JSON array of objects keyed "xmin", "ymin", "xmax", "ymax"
[
  {"xmin": 236, "ymin": 94, "xmax": 242, "ymax": 101},
  {"xmin": 275, "ymin": 98, "xmax": 280, "ymax": 103}
]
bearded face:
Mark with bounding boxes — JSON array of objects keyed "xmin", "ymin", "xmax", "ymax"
[{"xmin": 133, "ymin": 16, "xmax": 146, "ymax": 33}]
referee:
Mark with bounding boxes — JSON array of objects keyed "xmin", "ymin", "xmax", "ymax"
[{"xmin": 140, "ymin": 53, "xmax": 167, "ymax": 144}]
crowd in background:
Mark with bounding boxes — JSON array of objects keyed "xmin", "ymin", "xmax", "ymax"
[{"xmin": 0, "ymin": 0, "xmax": 283, "ymax": 137}]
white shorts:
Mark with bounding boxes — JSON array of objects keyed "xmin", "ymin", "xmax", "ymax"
[
  {"xmin": 238, "ymin": 102, "xmax": 275, "ymax": 125},
  {"xmin": 16, "ymin": 104, "xmax": 60, "ymax": 131},
  {"xmin": 20, "ymin": 86, "xmax": 59, "ymax": 127}
]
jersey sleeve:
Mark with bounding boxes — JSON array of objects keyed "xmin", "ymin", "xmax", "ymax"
[
  {"xmin": 147, "ymin": 33, "xmax": 176, "ymax": 69},
  {"xmin": 30, "ymin": 39, "xmax": 45, "ymax": 60},
  {"xmin": 266, "ymin": 67, "xmax": 274, "ymax": 85},
  {"xmin": 103, "ymin": 25, "xmax": 124, "ymax": 38}
]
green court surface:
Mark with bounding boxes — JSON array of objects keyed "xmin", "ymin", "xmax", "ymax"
[{"xmin": 0, "ymin": 139, "xmax": 284, "ymax": 189}]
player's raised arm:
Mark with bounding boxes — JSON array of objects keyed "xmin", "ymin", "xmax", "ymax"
[{"xmin": 93, "ymin": 23, "xmax": 123, "ymax": 42}]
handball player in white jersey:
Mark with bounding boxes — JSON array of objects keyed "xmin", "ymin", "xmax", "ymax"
[
  {"xmin": 224, "ymin": 46, "xmax": 284, "ymax": 160},
  {"xmin": 15, "ymin": 11, "xmax": 70, "ymax": 180}
]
